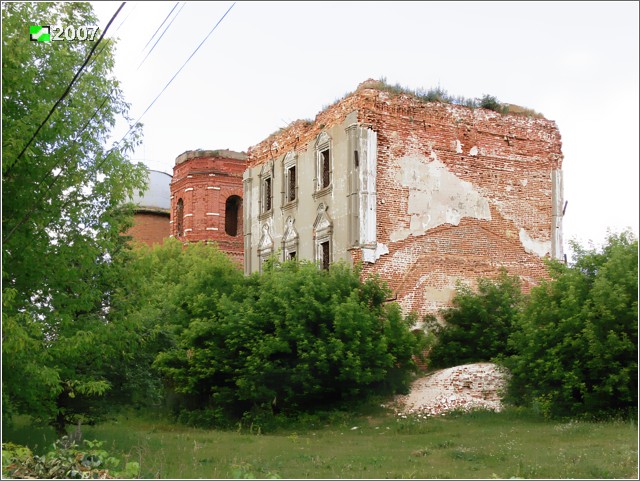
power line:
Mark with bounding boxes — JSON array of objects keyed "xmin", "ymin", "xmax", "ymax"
[
  {"xmin": 119, "ymin": 1, "xmax": 237, "ymax": 145},
  {"xmin": 2, "ymin": 93, "xmax": 116, "ymax": 246},
  {"xmin": 114, "ymin": 2, "xmax": 136, "ymax": 33},
  {"xmin": 137, "ymin": 1, "xmax": 187, "ymax": 71},
  {"xmin": 54, "ymin": 1, "xmax": 239, "ymax": 231},
  {"xmin": 4, "ymin": 2, "xmax": 127, "ymax": 179},
  {"xmin": 3, "ymin": 3, "xmax": 127, "ymax": 245},
  {"xmin": 141, "ymin": 1, "xmax": 179, "ymax": 52},
  {"xmin": 4, "ymin": 1, "xmax": 237, "ymax": 245}
]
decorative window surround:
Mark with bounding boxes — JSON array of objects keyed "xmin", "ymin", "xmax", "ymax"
[
  {"xmin": 313, "ymin": 202, "xmax": 333, "ymax": 269},
  {"xmin": 259, "ymin": 161, "xmax": 274, "ymax": 216},
  {"xmin": 312, "ymin": 184, "xmax": 333, "ymax": 200},
  {"xmin": 314, "ymin": 132, "xmax": 332, "ymax": 192},
  {"xmin": 282, "ymin": 216, "xmax": 299, "ymax": 261},
  {"xmin": 283, "ymin": 151, "xmax": 298, "ymax": 206},
  {"xmin": 258, "ymin": 221, "xmax": 274, "ymax": 272}
]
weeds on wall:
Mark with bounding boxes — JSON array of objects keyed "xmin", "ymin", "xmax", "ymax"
[{"xmin": 374, "ymin": 77, "xmax": 544, "ymax": 117}]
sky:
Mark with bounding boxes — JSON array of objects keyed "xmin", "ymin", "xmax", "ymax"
[{"xmin": 90, "ymin": 1, "xmax": 639, "ymax": 253}]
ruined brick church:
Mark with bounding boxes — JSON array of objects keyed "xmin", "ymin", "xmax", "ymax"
[{"xmin": 158, "ymin": 79, "xmax": 564, "ymax": 315}]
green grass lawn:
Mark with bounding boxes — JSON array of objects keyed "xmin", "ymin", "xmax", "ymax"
[{"xmin": 3, "ymin": 408, "xmax": 637, "ymax": 479}]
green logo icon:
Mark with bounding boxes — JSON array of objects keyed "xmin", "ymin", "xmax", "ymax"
[{"xmin": 30, "ymin": 25, "xmax": 50, "ymax": 42}]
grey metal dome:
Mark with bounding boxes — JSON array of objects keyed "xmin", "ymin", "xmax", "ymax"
[{"xmin": 131, "ymin": 169, "xmax": 172, "ymax": 213}]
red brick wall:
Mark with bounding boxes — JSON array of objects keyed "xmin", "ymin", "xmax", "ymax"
[
  {"xmin": 355, "ymin": 87, "xmax": 563, "ymax": 315},
  {"xmin": 170, "ymin": 151, "xmax": 246, "ymax": 264},
  {"xmin": 247, "ymin": 81, "xmax": 563, "ymax": 316},
  {"xmin": 127, "ymin": 211, "xmax": 170, "ymax": 247}
]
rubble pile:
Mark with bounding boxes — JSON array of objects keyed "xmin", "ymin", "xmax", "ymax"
[{"xmin": 392, "ymin": 363, "xmax": 509, "ymax": 417}]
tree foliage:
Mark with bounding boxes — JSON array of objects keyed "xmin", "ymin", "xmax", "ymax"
[
  {"xmin": 505, "ymin": 231, "xmax": 638, "ymax": 419},
  {"xmin": 2, "ymin": 2, "xmax": 147, "ymax": 433},
  {"xmin": 427, "ymin": 270, "xmax": 523, "ymax": 368},
  {"xmin": 108, "ymin": 239, "xmax": 246, "ymax": 411},
  {"xmin": 153, "ymin": 258, "xmax": 426, "ymax": 422}
]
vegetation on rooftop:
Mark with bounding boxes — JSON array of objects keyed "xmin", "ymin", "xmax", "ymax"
[{"xmin": 371, "ymin": 77, "xmax": 545, "ymax": 117}]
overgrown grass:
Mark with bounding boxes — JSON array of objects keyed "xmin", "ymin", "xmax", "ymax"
[
  {"xmin": 364, "ymin": 77, "xmax": 545, "ymax": 118},
  {"xmin": 3, "ymin": 408, "xmax": 637, "ymax": 479}
]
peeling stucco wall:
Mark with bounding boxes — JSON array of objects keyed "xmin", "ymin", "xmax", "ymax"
[
  {"xmin": 355, "ymin": 83, "xmax": 563, "ymax": 315},
  {"xmin": 390, "ymin": 154, "xmax": 491, "ymax": 242},
  {"xmin": 245, "ymin": 81, "xmax": 564, "ymax": 315}
]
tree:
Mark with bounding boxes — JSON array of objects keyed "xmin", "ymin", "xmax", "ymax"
[
  {"xmin": 154, "ymin": 258, "xmax": 426, "ymax": 424},
  {"xmin": 107, "ymin": 239, "xmax": 246, "ymax": 413},
  {"xmin": 428, "ymin": 270, "xmax": 523, "ymax": 368},
  {"xmin": 2, "ymin": 2, "xmax": 147, "ymax": 434},
  {"xmin": 506, "ymin": 231, "xmax": 638, "ymax": 419}
]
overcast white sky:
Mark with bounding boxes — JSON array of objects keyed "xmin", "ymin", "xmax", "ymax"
[{"xmin": 91, "ymin": 1, "xmax": 639, "ymax": 252}]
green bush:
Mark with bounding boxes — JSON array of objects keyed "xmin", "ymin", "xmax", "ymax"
[
  {"xmin": 154, "ymin": 259, "xmax": 426, "ymax": 423},
  {"xmin": 505, "ymin": 231, "xmax": 638, "ymax": 419},
  {"xmin": 428, "ymin": 270, "xmax": 523, "ymax": 368},
  {"xmin": 110, "ymin": 239, "xmax": 245, "ymax": 414},
  {"xmin": 2, "ymin": 438, "xmax": 139, "ymax": 479},
  {"xmin": 479, "ymin": 94, "xmax": 506, "ymax": 113}
]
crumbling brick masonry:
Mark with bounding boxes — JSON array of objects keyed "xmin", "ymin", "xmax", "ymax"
[{"xmin": 244, "ymin": 80, "xmax": 564, "ymax": 316}]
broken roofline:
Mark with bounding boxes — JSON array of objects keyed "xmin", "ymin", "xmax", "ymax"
[
  {"xmin": 176, "ymin": 149, "xmax": 248, "ymax": 165},
  {"xmin": 247, "ymin": 79, "xmax": 556, "ymax": 167}
]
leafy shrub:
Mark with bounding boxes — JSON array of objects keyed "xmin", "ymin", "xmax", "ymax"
[
  {"xmin": 176, "ymin": 407, "xmax": 231, "ymax": 430},
  {"xmin": 110, "ymin": 239, "xmax": 245, "ymax": 414},
  {"xmin": 505, "ymin": 231, "xmax": 638, "ymax": 419},
  {"xmin": 154, "ymin": 259, "xmax": 427, "ymax": 423},
  {"xmin": 479, "ymin": 94, "xmax": 506, "ymax": 113},
  {"xmin": 428, "ymin": 270, "xmax": 523, "ymax": 368},
  {"xmin": 1, "ymin": 438, "xmax": 139, "ymax": 479}
]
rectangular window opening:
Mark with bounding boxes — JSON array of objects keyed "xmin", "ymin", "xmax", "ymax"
[
  {"xmin": 264, "ymin": 177, "xmax": 272, "ymax": 212},
  {"xmin": 321, "ymin": 241, "xmax": 330, "ymax": 270},
  {"xmin": 321, "ymin": 149, "xmax": 330, "ymax": 189},
  {"xmin": 288, "ymin": 251, "xmax": 296, "ymax": 261},
  {"xmin": 287, "ymin": 166, "xmax": 296, "ymax": 202}
]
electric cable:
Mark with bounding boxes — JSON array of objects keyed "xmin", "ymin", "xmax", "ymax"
[
  {"xmin": 4, "ymin": 2, "xmax": 127, "ymax": 179},
  {"xmin": 141, "ymin": 1, "xmax": 179, "ymax": 52},
  {"xmin": 137, "ymin": 2, "xmax": 187, "ymax": 70},
  {"xmin": 4, "ymin": 1, "xmax": 237, "ymax": 245},
  {"xmin": 118, "ymin": 1, "xmax": 236, "ymax": 145}
]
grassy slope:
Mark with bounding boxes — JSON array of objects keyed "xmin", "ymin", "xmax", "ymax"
[{"xmin": 3, "ymin": 408, "xmax": 637, "ymax": 479}]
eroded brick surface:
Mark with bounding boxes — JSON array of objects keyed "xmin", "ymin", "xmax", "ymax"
[{"xmin": 247, "ymin": 80, "xmax": 564, "ymax": 316}]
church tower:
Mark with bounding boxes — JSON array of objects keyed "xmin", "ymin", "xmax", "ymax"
[{"xmin": 170, "ymin": 149, "xmax": 246, "ymax": 264}]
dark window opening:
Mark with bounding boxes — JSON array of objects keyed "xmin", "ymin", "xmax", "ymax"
[
  {"xmin": 320, "ymin": 149, "xmax": 330, "ymax": 188},
  {"xmin": 176, "ymin": 198, "xmax": 184, "ymax": 236},
  {"xmin": 354, "ymin": 150, "xmax": 359, "ymax": 168},
  {"xmin": 288, "ymin": 251, "xmax": 296, "ymax": 261},
  {"xmin": 264, "ymin": 177, "xmax": 272, "ymax": 212},
  {"xmin": 287, "ymin": 166, "xmax": 296, "ymax": 202},
  {"xmin": 321, "ymin": 241, "xmax": 330, "ymax": 270},
  {"xmin": 225, "ymin": 195, "xmax": 242, "ymax": 237}
]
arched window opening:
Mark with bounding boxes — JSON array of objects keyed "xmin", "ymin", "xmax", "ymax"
[
  {"xmin": 176, "ymin": 198, "xmax": 184, "ymax": 237},
  {"xmin": 225, "ymin": 195, "xmax": 242, "ymax": 237}
]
